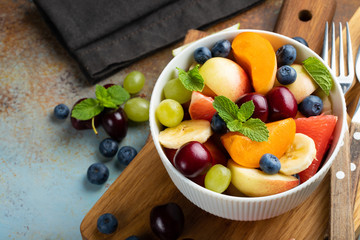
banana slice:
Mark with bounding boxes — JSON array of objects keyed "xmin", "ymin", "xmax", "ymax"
[
  {"xmin": 159, "ymin": 120, "xmax": 213, "ymax": 149},
  {"xmin": 279, "ymin": 133, "xmax": 316, "ymax": 175}
]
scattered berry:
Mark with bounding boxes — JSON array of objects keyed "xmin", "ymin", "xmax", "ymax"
[
  {"xmin": 194, "ymin": 47, "xmax": 212, "ymax": 64},
  {"xmin": 276, "ymin": 65, "xmax": 297, "ymax": 85},
  {"xmin": 210, "ymin": 113, "xmax": 227, "ymax": 134},
  {"xmin": 259, "ymin": 153, "xmax": 281, "ymax": 174},
  {"xmin": 97, "ymin": 213, "xmax": 118, "ymax": 234},
  {"xmin": 99, "ymin": 138, "xmax": 119, "ymax": 158},
  {"xmin": 54, "ymin": 104, "xmax": 70, "ymax": 119},
  {"xmin": 117, "ymin": 146, "xmax": 138, "ymax": 166},
  {"xmin": 150, "ymin": 203, "xmax": 184, "ymax": 240},
  {"xmin": 298, "ymin": 95, "xmax": 323, "ymax": 117},
  {"xmin": 87, "ymin": 163, "xmax": 109, "ymax": 185},
  {"xmin": 292, "ymin": 37, "xmax": 309, "ymax": 47},
  {"xmin": 211, "ymin": 39, "xmax": 231, "ymax": 58},
  {"xmin": 276, "ymin": 44, "xmax": 297, "ymax": 67}
]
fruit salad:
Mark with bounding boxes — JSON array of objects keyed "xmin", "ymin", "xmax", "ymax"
[{"xmin": 155, "ymin": 32, "xmax": 337, "ymax": 197}]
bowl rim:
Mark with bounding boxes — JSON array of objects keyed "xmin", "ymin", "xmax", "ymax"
[{"xmin": 149, "ymin": 29, "xmax": 346, "ymax": 202}]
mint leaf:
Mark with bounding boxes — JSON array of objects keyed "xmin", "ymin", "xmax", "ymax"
[
  {"xmin": 302, "ymin": 57, "xmax": 333, "ymax": 95},
  {"xmin": 213, "ymin": 96, "xmax": 269, "ymax": 142},
  {"xmin": 212, "ymin": 96, "xmax": 238, "ymax": 122},
  {"xmin": 177, "ymin": 65, "xmax": 204, "ymax": 92},
  {"xmin": 95, "ymin": 85, "xmax": 117, "ymax": 108},
  {"xmin": 237, "ymin": 100, "xmax": 255, "ymax": 122},
  {"xmin": 71, "ymin": 98, "xmax": 103, "ymax": 120},
  {"xmin": 239, "ymin": 118, "xmax": 269, "ymax": 142},
  {"xmin": 227, "ymin": 119, "xmax": 243, "ymax": 132},
  {"xmin": 107, "ymin": 85, "xmax": 130, "ymax": 105}
]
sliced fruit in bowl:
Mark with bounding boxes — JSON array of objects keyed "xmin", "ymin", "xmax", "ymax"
[{"xmin": 149, "ymin": 29, "xmax": 345, "ymax": 220}]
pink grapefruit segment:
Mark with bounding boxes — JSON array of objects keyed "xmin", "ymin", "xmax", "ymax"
[{"xmin": 295, "ymin": 115, "xmax": 338, "ymax": 182}]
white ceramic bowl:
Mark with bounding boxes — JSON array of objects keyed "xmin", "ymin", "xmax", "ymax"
[{"xmin": 149, "ymin": 30, "xmax": 346, "ymax": 221}]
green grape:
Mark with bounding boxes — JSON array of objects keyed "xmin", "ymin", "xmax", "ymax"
[
  {"xmin": 155, "ymin": 99, "xmax": 184, "ymax": 128},
  {"xmin": 163, "ymin": 78, "xmax": 192, "ymax": 104},
  {"xmin": 123, "ymin": 71, "xmax": 145, "ymax": 94},
  {"xmin": 124, "ymin": 97, "xmax": 149, "ymax": 122},
  {"xmin": 204, "ymin": 164, "xmax": 231, "ymax": 193}
]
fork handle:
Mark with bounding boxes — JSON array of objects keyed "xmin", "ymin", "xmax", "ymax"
[
  {"xmin": 330, "ymin": 131, "xmax": 355, "ymax": 239},
  {"xmin": 350, "ymin": 122, "xmax": 360, "ymax": 207}
]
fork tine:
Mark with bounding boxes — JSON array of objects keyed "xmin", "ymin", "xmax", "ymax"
[
  {"xmin": 346, "ymin": 22, "xmax": 354, "ymax": 78},
  {"xmin": 321, "ymin": 21, "xmax": 329, "ymax": 63},
  {"xmin": 338, "ymin": 22, "xmax": 345, "ymax": 76},
  {"xmin": 331, "ymin": 22, "xmax": 336, "ymax": 72}
]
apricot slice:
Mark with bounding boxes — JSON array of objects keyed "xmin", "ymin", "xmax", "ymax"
[
  {"xmin": 221, "ymin": 118, "xmax": 296, "ymax": 168},
  {"xmin": 232, "ymin": 32, "xmax": 277, "ymax": 95}
]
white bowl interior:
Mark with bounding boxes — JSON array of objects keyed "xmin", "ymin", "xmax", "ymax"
[{"xmin": 149, "ymin": 29, "xmax": 346, "ymax": 220}]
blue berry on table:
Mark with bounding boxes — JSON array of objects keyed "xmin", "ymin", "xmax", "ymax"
[
  {"xmin": 276, "ymin": 65, "xmax": 297, "ymax": 85},
  {"xmin": 87, "ymin": 163, "xmax": 109, "ymax": 185},
  {"xmin": 292, "ymin": 37, "xmax": 309, "ymax": 47},
  {"xmin": 54, "ymin": 104, "xmax": 69, "ymax": 119},
  {"xmin": 210, "ymin": 113, "xmax": 227, "ymax": 134},
  {"xmin": 97, "ymin": 213, "xmax": 118, "ymax": 234},
  {"xmin": 259, "ymin": 153, "xmax": 281, "ymax": 175},
  {"xmin": 211, "ymin": 39, "xmax": 231, "ymax": 58},
  {"xmin": 117, "ymin": 146, "xmax": 138, "ymax": 166},
  {"xmin": 298, "ymin": 95, "xmax": 323, "ymax": 117},
  {"xmin": 194, "ymin": 47, "xmax": 212, "ymax": 64},
  {"xmin": 276, "ymin": 44, "xmax": 297, "ymax": 67},
  {"xmin": 99, "ymin": 138, "xmax": 119, "ymax": 158}
]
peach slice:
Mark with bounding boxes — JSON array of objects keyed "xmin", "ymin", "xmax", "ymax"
[
  {"xmin": 228, "ymin": 160, "xmax": 299, "ymax": 197},
  {"xmin": 232, "ymin": 32, "xmax": 277, "ymax": 95},
  {"xmin": 199, "ymin": 57, "xmax": 251, "ymax": 102},
  {"xmin": 221, "ymin": 118, "xmax": 296, "ymax": 168}
]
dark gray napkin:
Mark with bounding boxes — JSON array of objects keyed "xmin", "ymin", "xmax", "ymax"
[{"xmin": 33, "ymin": 0, "xmax": 263, "ymax": 83}]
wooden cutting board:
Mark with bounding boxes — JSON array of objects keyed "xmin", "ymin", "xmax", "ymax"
[{"xmin": 81, "ymin": 1, "xmax": 360, "ymax": 239}]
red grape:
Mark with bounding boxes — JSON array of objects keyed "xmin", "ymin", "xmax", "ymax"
[
  {"xmin": 150, "ymin": 203, "xmax": 184, "ymax": 240},
  {"xmin": 266, "ymin": 86, "xmax": 297, "ymax": 121},
  {"xmin": 236, "ymin": 93, "xmax": 268, "ymax": 122},
  {"xmin": 173, "ymin": 141, "xmax": 212, "ymax": 178},
  {"xmin": 101, "ymin": 107, "xmax": 128, "ymax": 142}
]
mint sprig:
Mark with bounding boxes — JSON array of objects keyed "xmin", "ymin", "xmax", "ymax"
[
  {"xmin": 302, "ymin": 57, "xmax": 333, "ymax": 95},
  {"xmin": 71, "ymin": 85, "xmax": 130, "ymax": 120},
  {"xmin": 213, "ymin": 96, "xmax": 269, "ymax": 142},
  {"xmin": 177, "ymin": 65, "xmax": 205, "ymax": 92}
]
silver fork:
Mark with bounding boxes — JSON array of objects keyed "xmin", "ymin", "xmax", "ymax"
[
  {"xmin": 321, "ymin": 22, "xmax": 355, "ymax": 239},
  {"xmin": 322, "ymin": 22, "xmax": 354, "ymax": 93}
]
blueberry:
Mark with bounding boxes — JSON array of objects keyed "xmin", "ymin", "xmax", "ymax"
[
  {"xmin": 87, "ymin": 163, "xmax": 109, "ymax": 185},
  {"xmin": 276, "ymin": 44, "xmax": 297, "ymax": 67},
  {"xmin": 210, "ymin": 113, "xmax": 227, "ymax": 134},
  {"xmin": 298, "ymin": 95, "xmax": 323, "ymax": 117},
  {"xmin": 292, "ymin": 37, "xmax": 309, "ymax": 47},
  {"xmin": 194, "ymin": 47, "xmax": 212, "ymax": 64},
  {"xmin": 259, "ymin": 153, "xmax": 281, "ymax": 175},
  {"xmin": 99, "ymin": 138, "xmax": 119, "ymax": 158},
  {"xmin": 117, "ymin": 146, "xmax": 137, "ymax": 166},
  {"xmin": 293, "ymin": 174, "xmax": 300, "ymax": 180},
  {"xmin": 276, "ymin": 65, "xmax": 297, "ymax": 85},
  {"xmin": 125, "ymin": 236, "xmax": 140, "ymax": 240},
  {"xmin": 97, "ymin": 213, "xmax": 118, "ymax": 234},
  {"xmin": 54, "ymin": 104, "xmax": 69, "ymax": 119},
  {"xmin": 211, "ymin": 39, "xmax": 231, "ymax": 58}
]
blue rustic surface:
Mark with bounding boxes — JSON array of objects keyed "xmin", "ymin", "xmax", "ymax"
[{"xmin": 0, "ymin": 1, "xmax": 173, "ymax": 239}]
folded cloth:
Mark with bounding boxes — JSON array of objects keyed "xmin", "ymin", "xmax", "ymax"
[{"xmin": 33, "ymin": 0, "xmax": 263, "ymax": 83}]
